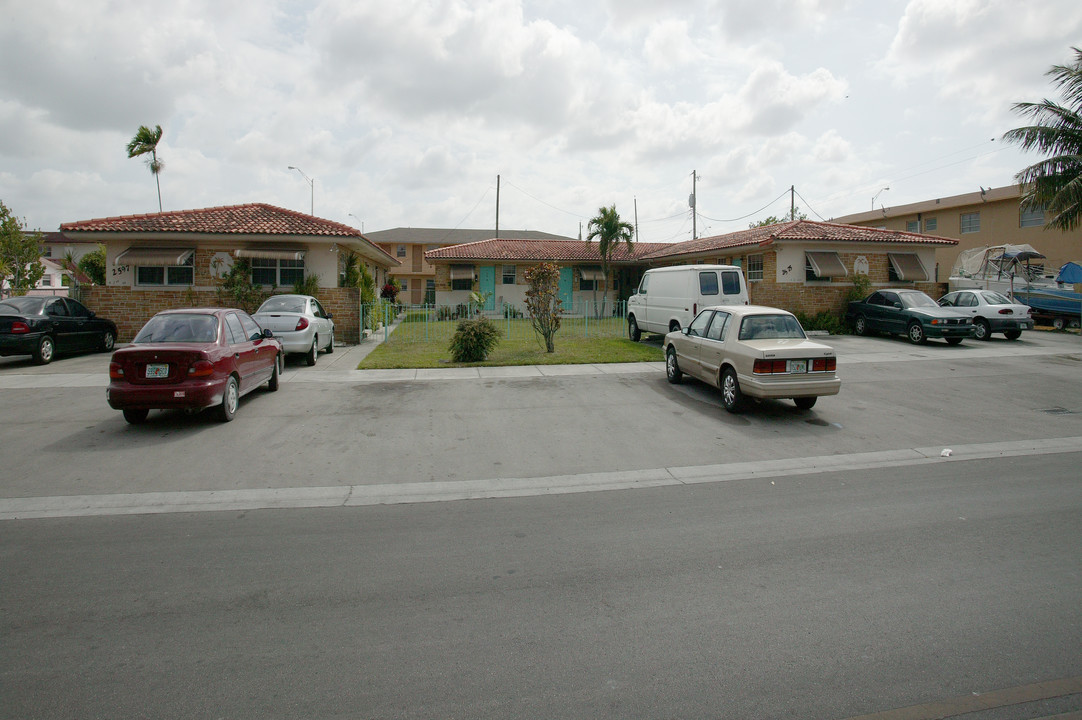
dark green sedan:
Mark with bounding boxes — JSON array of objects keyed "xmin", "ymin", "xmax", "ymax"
[{"xmin": 846, "ymin": 289, "xmax": 975, "ymax": 345}]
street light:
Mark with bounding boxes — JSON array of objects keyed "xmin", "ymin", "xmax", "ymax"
[
  {"xmin": 872, "ymin": 186, "xmax": 890, "ymax": 210},
  {"xmin": 287, "ymin": 166, "xmax": 314, "ymax": 215}
]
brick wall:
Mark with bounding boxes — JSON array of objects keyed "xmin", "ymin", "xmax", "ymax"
[{"xmin": 82, "ymin": 286, "xmax": 362, "ymax": 343}]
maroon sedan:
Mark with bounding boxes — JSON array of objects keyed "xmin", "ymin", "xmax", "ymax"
[{"xmin": 107, "ymin": 308, "xmax": 282, "ymax": 424}]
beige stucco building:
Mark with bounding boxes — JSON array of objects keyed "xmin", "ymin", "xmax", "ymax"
[{"xmin": 833, "ymin": 184, "xmax": 1082, "ymax": 281}]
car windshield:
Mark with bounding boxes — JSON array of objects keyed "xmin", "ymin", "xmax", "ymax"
[
  {"xmin": 133, "ymin": 314, "xmax": 219, "ymax": 343},
  {"xmin": 738, "ymin": 314, "xmax": 806, "ymax": 340},
  {"xmin": 899, "ymin": 292, "xmax": 937, "ymax": 308},
  {"xmin": 982, "ymin": 291, "xmax": 1012, "ymax": 304},
  {"xmin": 0, "ymin": 297, "xmax": 47, "ymax": 314},
  {"xmin": 258, "ymin": 296, "xmax": 306, "ymax": 314}
]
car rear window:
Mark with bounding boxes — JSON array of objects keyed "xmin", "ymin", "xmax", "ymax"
[
  {"xmin": 699, "ymin": 272, "xmax": 719, "ymax": 295},
  {"xmin": 738, "ymin": 314, "xmax": 806, "ymax": 341},
  {"xmin": 259, "ymin": 297, "xmax": 306, "ymax": 313},
  {"xmin": 134, "ymin": 314, "xmax": 219, "ymax": 343}
]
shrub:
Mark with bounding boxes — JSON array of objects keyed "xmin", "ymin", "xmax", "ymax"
[
  {"xmin": 795, "ymin": 311, "xmax": 846, "ymax": 335},
  {"xmin": 448, "ymin": 317, "xmax": 501, "ymax": 362},
  {"xmin": 293, "ymin": 273, "xmax": 321, "ymax": 296},
  {"xmin": 436, "ymin": 305, "xmax": 455, "ymax": 321}
]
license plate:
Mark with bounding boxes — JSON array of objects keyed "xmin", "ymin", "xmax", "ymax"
[
  {"xmin": 788, "ymin": 360, "xmax": 807, "ymax": 374},
  {"xmin": 1020, "ymin": 322, "xmax": 1031, "ymax": 329},
  {"xmin": 145, "ymin": 363, "xmax": 169, "ymax": 378}
]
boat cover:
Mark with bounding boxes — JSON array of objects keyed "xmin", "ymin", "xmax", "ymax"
[{"xmin": 1056, "ymin": 261, "xmax": 1082, "ymax": 284}]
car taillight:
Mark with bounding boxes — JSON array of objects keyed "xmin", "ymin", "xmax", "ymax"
[
  {"xmin": 188, "ymin": 360, "xmax": 214, "ymax": 377},
  {"xmin": 11, "ymin": 321, "xmax": 30, "ymax": 334},
  {"xmin": 812, "ymin": 357, "xmax": 836, "ymax": 372},
  {"xmin": 999, "ymin": 308, "xmax": 1013, "ymax": 315},
  {"xmin": 295, "ymin": 317, "xmax": 309, "ymax": 331},
  {"xmin": 753, "ymin": 359, "xmax": 788, "ymax": 374},
  {"xmin": 693, "ymin": 303, "xmax": 697, "ymax": 316},
  {"xmin": 109, "ymin": 362, "xmax": 124, "ymax": 379}
]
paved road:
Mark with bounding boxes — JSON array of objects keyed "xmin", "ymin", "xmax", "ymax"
[{"xmin": 2, "ymin": 331, "xmax": 1081, "ymax": 718}]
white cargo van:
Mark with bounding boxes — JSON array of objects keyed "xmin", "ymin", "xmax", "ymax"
[{"xmin": 626, "ymin": 265, "xmax": 749, "ymax": 341}]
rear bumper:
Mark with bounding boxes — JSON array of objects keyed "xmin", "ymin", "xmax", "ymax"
[
  {"xmin": 739, "ymin": 374, "xmax": 842, "ymax": 400},
  {"xmin": 271, "ymin": 329, "xmax": 316, "ymax": 354},
  {"xmin": 0, "ymin": 334, "xmax": 41, "ymax": 356},
  {"xmin": 107, "ymin": 377, "xmax": 226, "ymax": 411},
  {"xmin": 988, "ymin": 317, "xmax": 1032, "ymax": 331}
]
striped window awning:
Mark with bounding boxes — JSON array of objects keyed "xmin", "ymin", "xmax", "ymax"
[
  {"xmin": 579, "ymin": 266, "xmax": 605, "ymax": 281},
  {"xmin": 450, "ymin": 264, "xmax": 476, "ymax": 280},
  {"xmin": 888, "ymin": 252, "xmax": 929, "ymax": 281},
  {"xmin": 234, "ymin": 247, "xmax": 307, "ymax": 261},
  {"xmin": 114, "ymin": 247, "xmax": 194, "ymax": 267},
  {"xmin": 805, "ymin": 251, "xmax": 848, "ymax": 278}
]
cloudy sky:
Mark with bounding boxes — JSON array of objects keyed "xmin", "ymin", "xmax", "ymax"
[{"xmin": 2, "ymin": 0, "xmax": 1080, "ymax": 243}]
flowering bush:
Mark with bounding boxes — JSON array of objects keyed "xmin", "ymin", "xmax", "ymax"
[{"xmin": 380, "ymin": 282, "xmax": 399, "ymax": 302}]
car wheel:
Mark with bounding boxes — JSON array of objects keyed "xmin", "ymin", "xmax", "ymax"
[
  {"xmin": 669, "ymin": 321, "xmax": 681, "ymax": 333},
  {"xmin": 907, "ymin": 322, "xmax": 927, "ymax": 344},
  {"xmin": 945, "ymin": 337, "xmax": 964, "ymax": 346},
  {"xmin": 853, "ymin": 315, "xmax": 868, "ymax": 336},
  {"xmin": 218, "ymin": 375, "xmax": 239, "ymax": 422},
  {"xmin": 34, "ymin": 335, "xmax": 55, "ymax": 365},
  {"xmin": 123, "ymin": 408, "xmax": 149, "ymax": 424},
  {"xmin": 326, "ymin": 331, "xmax": 334, "ymax": 354},
  {"xmin": 1004, "ymin": 330, "xmax": 1022, "ymax": 340},
  {"xmin": 721, "ymin": 367, "xmax": 744, "ymax": 413},
  {"xmin": 665, "ymin": 346, "xmax": 682, "ymax": 384},
  {"xmin": 1053, "ymin": 316, "xmax": 1066, "ymax": 330},
  {"xmin": 794, "ymin": 396, "xmax": 817, "ymax": 410},
  {"xmin": 628, "ymin": 315, "xmax": 641, "ymax": 342},
  {"xmin": 974, "ymin": 318, "xmax": 990, "ymax": 341},
  {"xmin": 267, "ymin": 353, "xmax": 280, "ymax": 391},
  {"xmin": 100, "ymin": 330, "xmax": 116, "ymax": 352},
  {"xmin": 306, "ymin": 338, "xmax": 318, "ymax": 366}
]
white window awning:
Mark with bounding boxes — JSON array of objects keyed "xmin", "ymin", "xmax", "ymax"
[
  {"xmin": 888, "ymin": 252, "xmax": 929, "ymax": 281},
  {"xmin": 115, "ymin": 247, "xmax": 194, "ymax": 267},
  {"xmin": 234, "ymin": 247, "xmax": 307, "ymax": 261},
  {"xmin": 450, "ymin": 265, "xmax": 476, "ymax": 280},
  {"xmin": 579, "ymin": 266, "xmax": 605, "ymax": 281},
  {"xmin": 805, "ymin": 251, "xmax": 848, "ymax": 278}
]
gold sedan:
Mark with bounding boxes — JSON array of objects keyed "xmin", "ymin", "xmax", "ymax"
[{"xmin": 664, "ymin": 305, "xmax": 841, "ymax": 413}]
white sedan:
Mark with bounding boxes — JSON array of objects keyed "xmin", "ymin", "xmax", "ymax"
[
  {"xmin": 937, "ymin": 289, "xmax": 1033, "ymax": 340},
  {"xmin": 664, "ymin": 305, "xmax": 841, "ymax": 413},
  {"xmin": 253, "ymin": 294, "xmax": 335, "ymax": 366}
]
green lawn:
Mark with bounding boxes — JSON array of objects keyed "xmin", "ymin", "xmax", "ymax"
[{"xmin": 357, "ymin": 328, "xmax": 664, "ymax": 369}]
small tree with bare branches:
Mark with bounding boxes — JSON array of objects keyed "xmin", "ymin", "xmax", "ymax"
[{"xmin": 524, "ymin": 262, "xmax": 562, "ymax": 353}]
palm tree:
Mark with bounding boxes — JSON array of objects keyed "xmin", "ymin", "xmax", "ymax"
[
  {"xmin": 586, "ymin": 204, "xmax": 634, "ymax": 317},
  {"xmin": 1002, "ymin": 47, "xmax": 1082, "ymax": 231},
  {"xmin": 126, "ymin": 124, "xmax": 165, "ymax": 212}
]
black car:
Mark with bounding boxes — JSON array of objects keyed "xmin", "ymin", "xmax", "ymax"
[
  {"xmin": 0, "ymin": 296, "xmax": 118, "ymax": 364},
  {"xmin": 846, "ymin": 289, "xmax": 975, "ymax": 345}
]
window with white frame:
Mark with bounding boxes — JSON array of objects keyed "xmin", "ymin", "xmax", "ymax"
[
  {"xmin": 396, "ymin": 245, "xmax": 407, "ymax": 258},
  {"xmin": 400, "ymin": 278, "xmax": 408, "ymax": 291},
  {"xmin": 924, "ymin": 217, "xmax": 937, "ymax": 232},
  {"xmin": 1020, "ymin": 207, "xmax": 1044, "ymax": 228},
  {"xmin": 745, "ymin": 254, "xmax": 764, "ymax": 281},
  {"xmin": 136, "ymin": 255, "xmax": 194, "ymax": 286},
  {"xmin": 502, "ymin": 265, "xmax": 516, "ymax": 284},
  {"xmin": 960, "ymin": 212, "xmax": 980, "ymax": 234},
  {"xmin": 906, "ymin": 220, "xmax": 919, "ymax": 233},
  {"xmin": 251, "ymin": 257, "xmax": 304, "ymax": 286}
]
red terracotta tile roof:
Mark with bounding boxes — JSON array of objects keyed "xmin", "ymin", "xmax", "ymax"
[
  {"xmin": 641, "ymin": 219, "xmax": 958, "ymax": 260},
  {"xmin": 425, "ymin": 237, "xmax": 673, "ymax": 262},
  {"xmin": 60, "ymin": 203, "xmax": 364, "ymax": 237}
]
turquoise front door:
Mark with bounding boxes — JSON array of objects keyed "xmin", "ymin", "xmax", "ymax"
[
  {"xmin": 558, "ymin": 268, "xmax": 574, "ymax": 311},
  {"xmin": 479, "ymin": 266, "xmax": 496, "ymax": 310}
]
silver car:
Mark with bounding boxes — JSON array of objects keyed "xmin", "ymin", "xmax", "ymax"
[
  {"xmin": 937, "ymin": 289, "xmax": 1033, "ymax": 341},
  {"xmin": 253, "ymin": 294, "xmax": 334, "ymax": 365}
]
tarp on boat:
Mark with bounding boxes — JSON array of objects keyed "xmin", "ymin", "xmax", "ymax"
[{"xmin": 1055, "ymin": 261, "xmax": 1082, "ymax": 284}]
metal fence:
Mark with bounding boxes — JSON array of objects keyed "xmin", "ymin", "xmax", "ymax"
[{"xmin": 364, "ymin": 300, "xmax": 629, "ymax": 343}]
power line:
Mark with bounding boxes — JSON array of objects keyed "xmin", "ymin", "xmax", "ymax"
[
  {"xmin": 698, "ymin": 188, "xmax": 792, "ymax": 224},
  {"xmin": 503, "ymin": 180, "xmax": 585, "ymax": 219}
]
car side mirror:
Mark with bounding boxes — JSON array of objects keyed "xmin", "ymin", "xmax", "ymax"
[
  {"xmin": 326, "ymin": 312, "xmax": 333, "ymax": 319},
  {"xmin": 262, "ymin": 328, "xmax": 274, "ymax": 338},
  {"xmin": 893, "ymin": 302, "xmax": 903, "ymax": 309},
  {"xmin": 88, "ymin": 311, "xmax": 96, "ymax": 318}
]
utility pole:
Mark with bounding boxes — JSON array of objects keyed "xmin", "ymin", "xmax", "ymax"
[
  {"xmin": 689, "ymin": 170, "xmax": 698, "ymax": 240},
  {"xmin": 634, "ymin": 197, "xmax": 639, "ymax": 242},
  {"xmin": 790, "ymin": 185, "xmax": 795, "ymax": 221},
  {"xmin": 495, "ymin": 174, "xmax": 500, "ymax": 239}
]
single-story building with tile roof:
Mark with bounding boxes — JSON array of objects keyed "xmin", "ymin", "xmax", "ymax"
[
  {"xmin": 59, "ymin": 203, "xmax": 399, "ymax": 342},
  {"xmin": 425, "ymin": 237, "xmax": 673, "ymax": 313},
  {"xmin": 426, "ymin": 220, "xmax": 958, "ymax": 321}
]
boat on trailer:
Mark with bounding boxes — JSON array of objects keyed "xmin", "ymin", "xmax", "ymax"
[{"xmin": 949, "ymin": 245, "xmax": 1082, "ymax": 329}]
